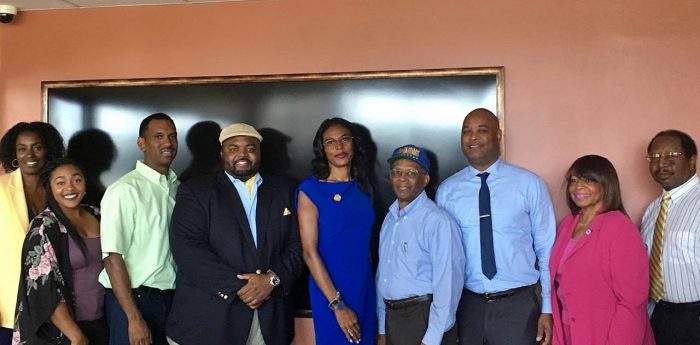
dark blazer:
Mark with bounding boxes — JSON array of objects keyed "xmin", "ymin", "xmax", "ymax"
[{"xmin": 167, "ymin": 171, "xmax": 303, "ymax": 345}]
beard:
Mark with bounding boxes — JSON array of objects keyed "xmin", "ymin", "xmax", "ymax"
[{"xmin": 224, "ymin": 158, "xmax": 259, "ymax": 181}]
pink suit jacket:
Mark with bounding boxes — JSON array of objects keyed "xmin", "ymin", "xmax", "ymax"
[{"xmin": 550, "ymin": 210, "xmax": 655, "ymax": 345}]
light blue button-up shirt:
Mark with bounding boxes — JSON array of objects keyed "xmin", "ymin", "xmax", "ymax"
[
  {"xmin": 226, "ymin": 172, "xmax": 262, "ymax": 247},
  {"xmin": 436, "ymin": 159, "xmax": 555, "ymax": 313},
  {"xmin": 376, "ymin": 191, "xmax": 465, "ymax": 345}
]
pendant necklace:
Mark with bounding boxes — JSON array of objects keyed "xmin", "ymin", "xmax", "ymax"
[{"xmin": 326, "ymin": 179, "xmax": 356, "ymax": 202}]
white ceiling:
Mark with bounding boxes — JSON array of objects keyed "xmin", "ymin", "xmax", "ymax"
[{"xmin": 1, "ymin": 0, "xmax": 244, "ymax": 11}]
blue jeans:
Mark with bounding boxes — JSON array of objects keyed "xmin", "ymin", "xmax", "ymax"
[{"xmin": 105, "ymin": 288, "xmax": 173, "ymax": 345}]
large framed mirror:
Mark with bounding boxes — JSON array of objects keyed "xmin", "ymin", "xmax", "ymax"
[{"xmin": 43, "ymin": 67, "xmax": 504, "ymax": 312}]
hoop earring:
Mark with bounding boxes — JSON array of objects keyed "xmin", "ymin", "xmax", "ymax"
[{"xmin": 11, "ymin": 159, "xmax": 19, "ymax": 168}]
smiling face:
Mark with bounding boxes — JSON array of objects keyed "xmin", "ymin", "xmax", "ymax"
[
  {"xmin": 648, "ymin": 135, "xmax": 697, "ymax": 191},
  {"xmin": 221, "ymin": 135, "xmax": 261, "ymax": 181},
  {"xmin": 567, "ymin": 175, "xmax": 604, "ymax": 213},
  {"xmin": 50, "ymin": 164, "xmax": 86, "ymax": 210},
  {"xmin": 138, "ymin": 119, "xmax": 178, "ymax": 175},
  {"xmin": 461, "ymin": 109, "xmax": 502, "ymax": 171},
  {"xmin": 15, "ymin": 131, "xmax": 48, "ymax": 176},
  {"xmin": 322, "ymin": 124, "xmax": 355, "ymax": 170},
  {"xmin": 390, "ymin": 158, "xmax": 429, "ymax": 209}
]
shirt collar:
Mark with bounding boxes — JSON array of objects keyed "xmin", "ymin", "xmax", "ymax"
[
  {"xmin": 135, "ymin": 160, "xmax": 178, "ymax": 185},
  {"xmin": 666, "ymin": 174, "xmax": 699, "ymax": 202},
  {"xmin": 389, "ymin": 190, "xmax": 428, "ymax": 218},
  {"xmin": 225, "ymin": 171, "xmax": 263, "ymax": 188},
  {"xmin": 466, "ymin": 158, "xmax": 503, "ymax": 177}
]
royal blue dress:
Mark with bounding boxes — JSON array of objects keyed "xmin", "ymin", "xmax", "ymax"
[{"xmin": 298, "ymin": 176, "xmax": 376, "ymax": 344}]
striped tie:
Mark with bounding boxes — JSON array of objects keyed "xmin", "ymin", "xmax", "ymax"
[{"xmin": 650, "ymin": 192, "xmax": 671, "ymax": 302}]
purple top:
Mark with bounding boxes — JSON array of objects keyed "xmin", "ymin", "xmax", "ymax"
[{"xmin": 68, "ymin": 235, "xmax": 104, "ymax": 321}]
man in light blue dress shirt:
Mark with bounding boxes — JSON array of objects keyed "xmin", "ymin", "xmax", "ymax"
[
  {"xmin": 377, "ymin": 145, "xmax": 465, "ymax": 345},
  {"xmin": 436, "ymin": 109, "xmax": 555, "ymax": 345}
]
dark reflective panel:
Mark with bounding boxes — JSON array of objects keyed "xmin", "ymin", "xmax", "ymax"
[{"xmin": 47, "ymin": 70, "xmax": 501, "ymax": 312}]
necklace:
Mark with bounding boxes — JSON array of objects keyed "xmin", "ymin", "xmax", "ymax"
[{"xmin": 322, "ymin": 179, "xmax": 356, "ymax": 202}]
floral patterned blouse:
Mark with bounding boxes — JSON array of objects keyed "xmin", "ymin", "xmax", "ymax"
[{"xmin": 12, "ymin": 205, "xmax": 100, "ymax": 345}]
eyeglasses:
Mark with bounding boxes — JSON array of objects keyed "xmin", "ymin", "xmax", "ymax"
[
  {"xmin": 390, "ymin": 168, "xmax": 422, "ymax": 179},
  {"xmin": 322, "ymin": 136, "xmax": 354, "ymax": 147},
  {"xmin": 646, "ymin": 152, "xmax": 684, "ymax": 163}
]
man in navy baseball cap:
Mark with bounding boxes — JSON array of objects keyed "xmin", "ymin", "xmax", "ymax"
[{"xmin": 376, "ymin": 144, "xmax": 465, "ymax": 345}]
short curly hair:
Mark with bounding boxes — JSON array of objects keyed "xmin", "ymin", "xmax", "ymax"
[{"xmin": 0, "ymin": 122, "xmax": 66, "ymax": 172}]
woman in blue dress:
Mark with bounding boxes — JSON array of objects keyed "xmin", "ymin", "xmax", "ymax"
[{"xmin": 298, "ymin": 117, "xmax": 376, "ymax": 344}]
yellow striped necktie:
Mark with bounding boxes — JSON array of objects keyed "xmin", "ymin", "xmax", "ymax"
[{"xmin": 650, "ymin": 192, "xmax": 671, "ymax": 302}]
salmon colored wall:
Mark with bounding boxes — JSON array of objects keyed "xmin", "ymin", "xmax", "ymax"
[{"xmin": 1, "ymin": 0, "xmax": 700, "ymax": 225}]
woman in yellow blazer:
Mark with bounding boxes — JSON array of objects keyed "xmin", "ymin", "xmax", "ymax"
[{"xmin": 0, "ymin": 122, "xmax": 64, "ymax": 345}]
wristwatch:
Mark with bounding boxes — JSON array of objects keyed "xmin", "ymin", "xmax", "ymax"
[{"xmin": 267, "ymin": 270, "xmax": 281, "ymax": 287}]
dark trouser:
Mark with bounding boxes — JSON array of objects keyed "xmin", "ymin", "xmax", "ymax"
[
  {"xmin": 105, "ymin": 287, "xmax": 174, "ymax": 345},
  {"xmin": 0, "ymin": 327, "xmax": 11, "ymax": 345},
  {"xmin": 457, "ymin": 285, "xmax": 539, "ymax": 345},
  {"xmin": 385, "ymin": 295, "xmax": 457, "ymax": 345},
  {"xmin": 651, "ymin": 300, "xmax": 700, "ymax": 345},
  {"xmin": 78, "ymin": 316, "xmax": 108, "ymax": 345}
]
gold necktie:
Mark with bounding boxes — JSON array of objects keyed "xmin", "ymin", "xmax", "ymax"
[
  {"xmin": 245, "ymin": 175, "xmax": 257, "ymax": 197},
  {"xmin": 650, "ymin": 192, "xmax": 671, "ymax": 302}
]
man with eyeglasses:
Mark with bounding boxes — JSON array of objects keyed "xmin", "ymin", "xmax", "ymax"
[
  {"xmin": 376, "ymin": 144, "xmax": 465, "ymax": 345},
  {"xmin": 436, "ymin": 108, "xmax": 555, "ymax": 345},
  {"xmin": 642, "ymin": 129, "xmax": 700, "ymax": 345}
]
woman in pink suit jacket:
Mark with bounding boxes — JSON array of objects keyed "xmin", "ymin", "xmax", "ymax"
[{"xmin": 550, "ymin": 155, "xmax": 654, "ymax": 345}]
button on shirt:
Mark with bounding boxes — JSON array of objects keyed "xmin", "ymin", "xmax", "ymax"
[
  {"xmin": 436, "ymin": 159, "xmax": 555, "ymax": 312},
  {"xmin": 376, "ymin": 191, "xmax": 465, "ymax": 345},
  {"xmin": 99, "ymin": 160, "xmax": 179, "ymax": 290},
  {"xmin": 226, "ymin": 172, "xmax": 262, "ymax": 247},
  {"xmin": 641, "ymin": 174, "xmax": 700, "ymax": 303}
]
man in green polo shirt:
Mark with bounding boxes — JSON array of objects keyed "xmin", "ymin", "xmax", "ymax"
[{"xmin": 99, "ymin": 113, "xmax": 179, "ymax": 345}]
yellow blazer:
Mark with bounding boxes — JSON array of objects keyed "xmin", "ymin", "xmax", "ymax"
[{"xmin": 0, "ymin": 169, "xmax": 30, "ymax": 329}]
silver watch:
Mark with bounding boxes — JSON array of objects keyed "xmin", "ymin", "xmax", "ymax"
[{"xmin": 268, "ymin": 270, "xmax": 281, "ymax": 287}]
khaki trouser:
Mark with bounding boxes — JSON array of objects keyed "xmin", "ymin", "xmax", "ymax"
[{"xmin": 167, "ymin": 310, "xmax": 265, "ymax": 345}]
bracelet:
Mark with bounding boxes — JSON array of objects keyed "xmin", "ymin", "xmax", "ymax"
[{"xmin": 328, "ymin": 291, "xmax": 344, "ymax": 310}]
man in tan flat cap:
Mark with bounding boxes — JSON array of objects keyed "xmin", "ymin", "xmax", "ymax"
[{"xmin": 166, "ymin": 123, "xmax": 303, "ymax": 345}]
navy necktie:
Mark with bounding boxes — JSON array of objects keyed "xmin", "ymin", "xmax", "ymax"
[{"xmin": 478, "ymin": 172, "xmax": 497, "ymax": 279}]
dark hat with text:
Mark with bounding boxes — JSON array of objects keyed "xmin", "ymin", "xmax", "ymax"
[
  {"xmin": 387, "ymin": 144, "xmax": 430, "ymax": 173},
  {"xmin": 219, "ymin": 123, "xmax": 263, "ymax": 144}
]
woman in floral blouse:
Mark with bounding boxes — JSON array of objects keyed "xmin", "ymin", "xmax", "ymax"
[{"xmin": 13, "ymin": 158, "xmax": 105, "ymax": 345}]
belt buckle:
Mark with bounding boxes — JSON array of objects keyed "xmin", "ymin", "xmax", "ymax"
[{"xmin": 483, "ymin": 290, "xmax": 513, "ymax": 302}]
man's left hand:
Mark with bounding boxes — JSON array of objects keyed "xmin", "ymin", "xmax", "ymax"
[
  {"xmin": 536, "ymin": 313, "xmax": 552, "ymax": 345},
  {"xmin": 236, "ymin": 272, "xmax": 274, "ymax": 309}
]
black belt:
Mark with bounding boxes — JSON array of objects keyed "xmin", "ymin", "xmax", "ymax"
[
  {"xmin": 657, "ymin": 300, "xmax": 700, "ymax": 309},
  {"xmin": 465, "ymin": 285, "xmax": 531, "ymax": 302},
  {"xmin": 134, "ymin": 286, "xmax": 175, "ymax": 295},
  {"xmin": 384, "ymin": 294, "xmax": 432, "ymax": 311}
]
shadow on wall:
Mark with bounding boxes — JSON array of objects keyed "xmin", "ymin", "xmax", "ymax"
[
  {"xmin": 259, "ymin": 127, "xmax": 294, "ymax": 180},
  {"xmin": 180, "ymin": 121, "xmax": 222, "ymax": 183},
  {"xmin": 67, "ymin": 129, "xmax": 117, "ymax": 207}
]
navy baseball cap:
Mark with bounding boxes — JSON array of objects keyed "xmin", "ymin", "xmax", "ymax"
[{"xmin": 387, "ymin": 144, "xmax": 430, "ymax": 173}]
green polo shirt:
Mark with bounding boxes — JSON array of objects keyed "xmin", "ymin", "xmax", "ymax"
[{"xmin": 98, "ymin": 160, "xmax": 179, "ymax": 290}]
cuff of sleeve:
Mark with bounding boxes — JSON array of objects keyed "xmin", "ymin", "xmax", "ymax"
[
  {"xmin": 216, "ymin": 289, "xmax": 236, "ymax": 304},
  {"xmin": 422, "ymin": 328, "xmax": 442, "ymax": 345},
  {"xmin": 541, "ymin": 300, "xmax": 552, "ymax": 313}
]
